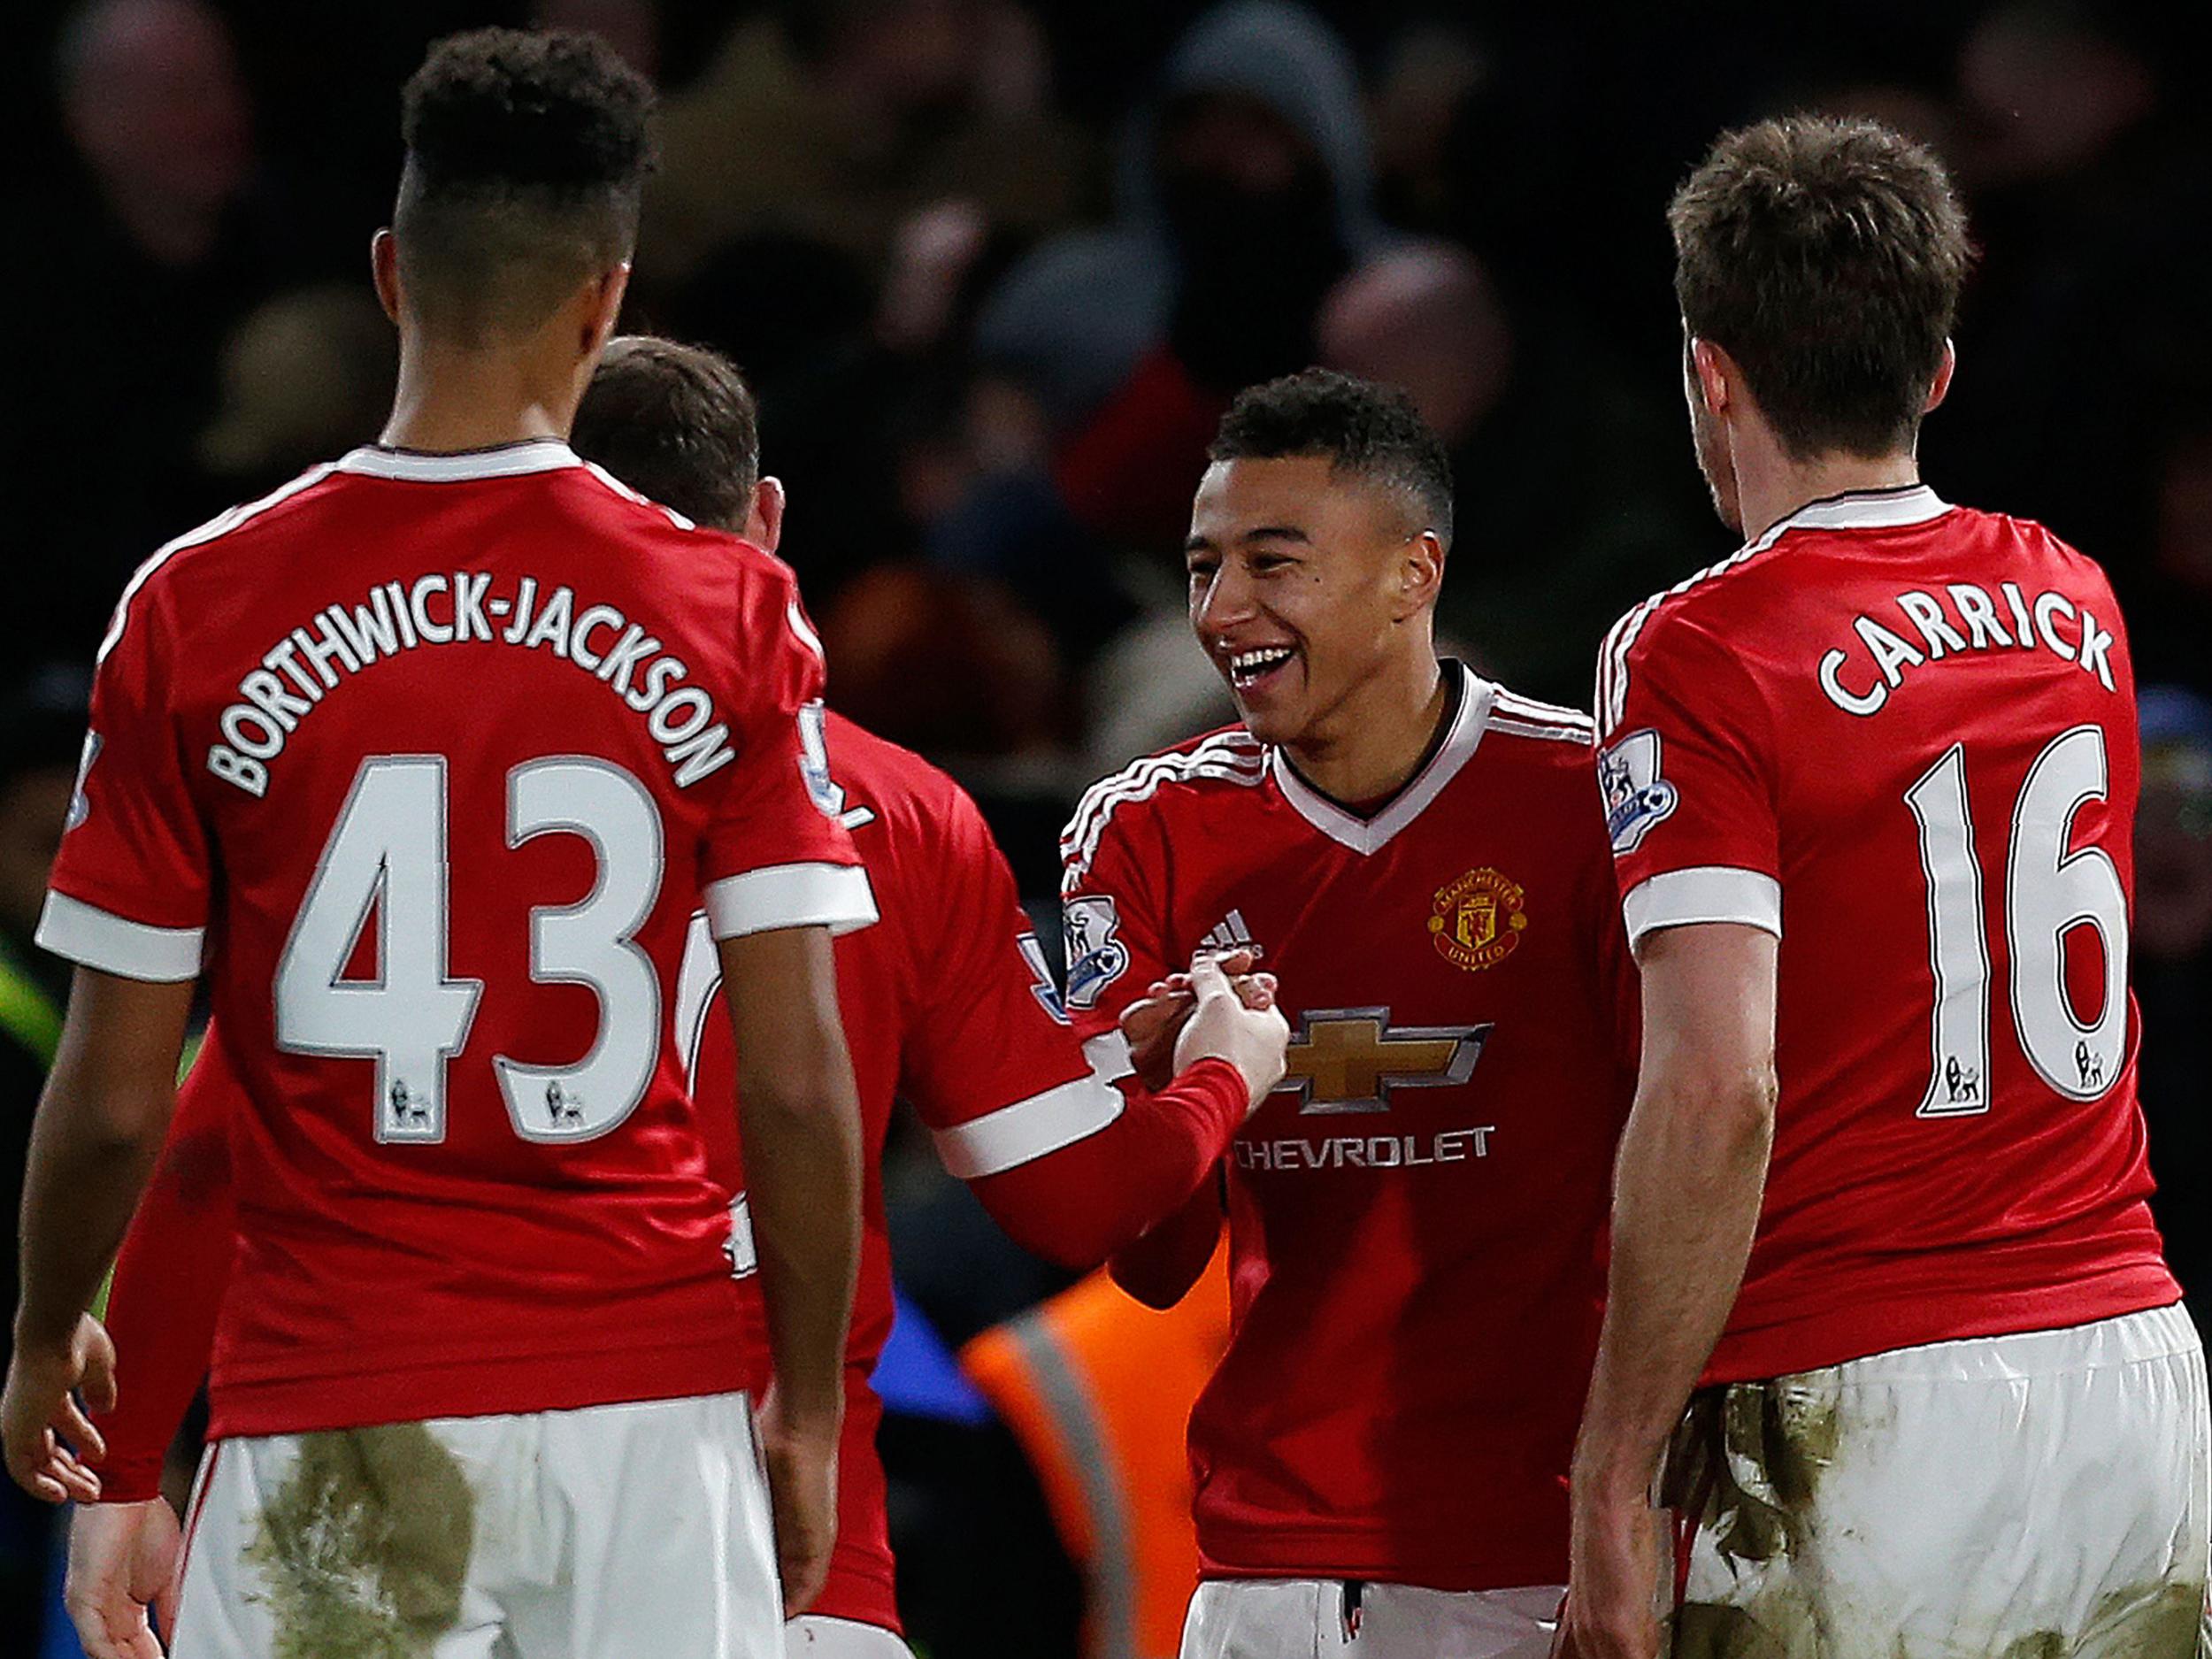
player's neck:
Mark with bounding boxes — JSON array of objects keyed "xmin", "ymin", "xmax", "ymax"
[
  {"xmin": 1284, "ymin": 653, "xmax": 1450, "ymax": 808},
  {"xmin": 1738, "ymin": 446, "xmax": 1922, "ymax": 543},
  {"xmin": 379, "ymin": 342, "xmax": 580, "ymax": 455}
]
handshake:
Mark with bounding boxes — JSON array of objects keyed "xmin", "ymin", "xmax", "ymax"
[{"xmin": 1118, "ymin": 948, "xmax": 1290, "ymax": 1111}]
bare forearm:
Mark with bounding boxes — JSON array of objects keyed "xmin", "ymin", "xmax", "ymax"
[
  {"xmin": 16, "ymin": 1093, "xmax": 165, "ymax": 1351},
  {"xmin": 15, "ymin": 972, "xmax": 192, "ymax": 1352},
  {"xmin": 737, "ymin": 1060, "xmax": 862, "ymax": 1427},
  {"xmin": 1573, "ymin": 1070, "xmax": 1772, "ymax": 1501}
]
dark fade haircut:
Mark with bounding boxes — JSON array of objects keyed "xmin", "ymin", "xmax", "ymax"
[
  {"xmin": 1210, "ymin": 369, "xmax": 1454, "ymax": 548},
  {"xmin": 396, "ymin": 28, "xmax": 656, "ymax": 342},
  {"xmin": 1671, "ymin": 115, "xmax": 1973, "ymax": 461},
  {"xmin": 572, "ymin": 336, "xmax": 758, "ymax": 531}
]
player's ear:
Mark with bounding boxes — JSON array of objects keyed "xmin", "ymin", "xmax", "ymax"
[
  {"xmin": 747, "ymin": 477, "xmax": 787, "ymax": 553},
  {"xmin": 370, "ymin": 229, "xmax": 402, "ymax": 326},
  {"xmin": 1924, "ymin": 340, "xmax": 1956, "ymax": 415},
  {"xmin": 1688, "ymin": 336, "xmax": 1733, "ymax": 418},
  {"xmin": 581, "ymin": 263, "xmax": 630, "ymax": 356},
  {"xmin": 1395, "ymin": 529, "xmax": 1446, "ymax": 620}
]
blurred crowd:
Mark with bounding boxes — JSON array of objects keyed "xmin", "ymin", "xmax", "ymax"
[{"xmin": 4, "ymin": 0, "xmax": 2212, "ymax": 1650}]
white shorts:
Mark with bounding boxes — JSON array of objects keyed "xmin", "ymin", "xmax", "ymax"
[
  {"xmin": 1179, "ymin": 1577, "xmax": 1563, "ymax": 1659},
  {"xmin": 785, "ymin": 1613, "xmax": 912, "ymax": 1656},
  {"xmin": 171, "ymin": 1391, "xmax": 781, "ymax": 1659},
  {"xmin": 1667, "ymin": 1303, "xmax": 2211, "ymax": 1659}
]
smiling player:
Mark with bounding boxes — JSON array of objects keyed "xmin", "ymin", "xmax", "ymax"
[
  {"xmin": 1064, "ymin": 370, "xmax": 1638, "ymax": 1658},
  {"xmin": 60, "ymin": 336, "xmax": 1289, "ymax": 1659}
]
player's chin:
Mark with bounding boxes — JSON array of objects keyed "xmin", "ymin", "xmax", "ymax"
[{"xmin": 1228, "ymin": 687, "xmax": 1302, "ymax": 745}]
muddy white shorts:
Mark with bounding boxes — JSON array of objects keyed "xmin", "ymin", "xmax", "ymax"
[
  {"xmin": 1664, "ymin": 1303, "xmax": 2210, "ymax": 1659},
  {"xmin": 170, "ymin": 1390, "xmax": 782, "ymax": 1658},
  {"xmin": 784, "ymin": 1613, "xmax": 912, "ymax": 1656},
  {"xmin": 1179, "ymin": 1577, "xmax": 1563, "ymax": 1659}
]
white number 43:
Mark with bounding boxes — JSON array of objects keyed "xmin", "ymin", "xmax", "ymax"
[{"xmin": 276, "ymin": 754, "xmax": 664, "ymax": 1145}]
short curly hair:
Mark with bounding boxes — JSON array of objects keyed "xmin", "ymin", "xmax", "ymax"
[
  {"xmin": 395, "ymin": 29, "xmax": 657, "ymax": 342},
  {"xmin": 1671, "ymin": 116, "xmax": 1972, "ymax": 460},
  {"xmin": 1210, "ymin": 369, "xmax": 1454, "ymax": 547},
  {"xmin": 574, "ymin": 337, "xmax": 758, "ymax": 531}
]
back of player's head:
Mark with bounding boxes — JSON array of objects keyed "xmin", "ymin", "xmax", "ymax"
[
  {"xmin": 1670, "ymin": 115, "xmax": 1972, "ymax": 462},
  {"xmin": 1210, "ymin": 368, "xmax": 1454, "ymax": 549},
  {"xmin": 396, "ymin": 28, "xmax": 656, "ymax": 344},
  {"xmin": 572, "ymin": 336, "xmax": 758, "ymax": 530}
]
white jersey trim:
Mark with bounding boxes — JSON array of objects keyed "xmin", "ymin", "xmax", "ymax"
[
  {"xmin": 96, "ymin": 462, "xmax": 341, "ymax": 664},
  {"xmin": 36, "ymin": 891, "xmax": 204, "ymax": 983},
  {"xmin": 931, "ymin": 1032, "xmax": 1134, "ymax": 1179},
  {"xmin": 1596, "ymin": 485, "xmax": 1954, "ymax": 737},
  {"xmin": 704, "ymin": 862, "xmax": 879, "ymax": 941},
  {"xmin": 580, "ymin": 460, "xmax": 697, "ymax": 529},
  {"xmin": 1622, "ymin": 865, "xmax": 1782, "ymax": 949},
  {"xmin": 1062, "ymin": 730, "xmax": 1267, "ymax": 892},
  {"xmin": 334, "ymin": 439, "xmax": 584, "ymax": 482},
  {"xmin": 1272, "ymin": 664, "xmax": 1494, "ymax": 856}
]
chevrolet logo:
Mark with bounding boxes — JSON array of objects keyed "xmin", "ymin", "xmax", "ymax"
[{"xmin": 1272, "ymin": 1007, "xmax": 1491, "ymax": 1115}]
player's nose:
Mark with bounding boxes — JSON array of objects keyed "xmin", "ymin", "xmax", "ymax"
[{"xmin": 1191, "ymin": 562, "xmax": 1257, "ymax": 638}]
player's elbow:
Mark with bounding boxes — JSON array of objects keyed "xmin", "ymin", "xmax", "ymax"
[
  {"xmin": 972, "ymin": 1171, "xmax": 1125, "ymax": 1271},
  {"xmin": 1690, "ymin": 1062, "xmax": 1778, "ymax": 1164},
  {"xmin": 734, "ymin": 1056, "xmax": 863, "ymax": 1158},
  {"xmin": 1636, "ymin": 1056, "xmax": 1775, "ymax": 1169},
  {"xmin": 1108, "ymin": 1254, "xmax": 1193, "ymax": 1310}
]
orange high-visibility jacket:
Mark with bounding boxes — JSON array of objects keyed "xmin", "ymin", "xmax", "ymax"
[{"xmin": 962, "ymin": 1246, "xmax": 1230, "ymax": 1659}]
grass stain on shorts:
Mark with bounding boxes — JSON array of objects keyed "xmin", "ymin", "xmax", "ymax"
[{"xmin": 245, "ymin": 1422, "xmax": 476, "ymax": 1658}]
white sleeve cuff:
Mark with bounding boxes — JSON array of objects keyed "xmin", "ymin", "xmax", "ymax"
[
  {"xmin": 932, "ymin": 1033, "xmax": 1132, "ymax": 1179},
  {"xmin": 1622, "ymin": 865, "xmax": 1781, "ymax": 948},
  {"xmin": 35, "ymin": 891, "xmax": 204, "ymax": 982},
  {"xmin": 704, "ymin": 862, "xmax": 879, "ymax": 940}
]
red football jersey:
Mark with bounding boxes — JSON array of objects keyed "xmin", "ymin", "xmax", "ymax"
[
  {"xmin": 1061, "ymin": 665, "xmax": 1638, "ymax": 1592},
  {"xmin": 38, "ymin": 440, "xmax": 872, "ymax": 1438},
  {"xmin": 94, "ymin": 710, "xmax": 1192, "ymax": 1636},
  {"xmin": 1595, "ymin": 484, "xmax": 2177, "ymax": 1385},
  {"xmin": 680, "ymin": 712, "xmax": 1114, "ymax": 1632}
]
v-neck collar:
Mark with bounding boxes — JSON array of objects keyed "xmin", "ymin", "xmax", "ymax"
[{"xmin": 1271, "ymin": 663, "xmax": 1494, "ymax": 856}]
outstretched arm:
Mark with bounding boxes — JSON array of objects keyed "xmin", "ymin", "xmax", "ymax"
[
  {"xmin": 4, "ymin": 969, "xmax": 194, "ymax": 1502},
  {"xmin": 1556, "ymin": 921, "xmax": 1778, "ymax": 1659},
  {"xmin": 1108, "ymin": 1175, "xmax": 1225, "ymax": 1310},
  {"xmin": 964, "ymin": 955, "xmax": 1281, "ymax": 1270}
]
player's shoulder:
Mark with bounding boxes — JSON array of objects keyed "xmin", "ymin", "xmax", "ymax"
[
  {"xmin": 1060, "ymin": 724, "xmax": 1270, "ymax": 884},
  {"xmin": 826, "ymin": 711, "xmax": 983, "ymax": 845},
  {"xmin": 96, "ymin": 459, "xmax": 352, "ymax": 658},
  {"xmin": 1482, "ymin": 684, "xmax": 1597, "ymax": 757}
]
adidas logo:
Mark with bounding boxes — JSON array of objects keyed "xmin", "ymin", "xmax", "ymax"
[{"xmin": 1200, "ymin": 909, "xmax": 1256, "ymax": 955}]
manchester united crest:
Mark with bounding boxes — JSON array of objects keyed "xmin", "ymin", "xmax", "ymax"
[{"xmin": 1428, "ymin": 868, "xmax": 1527, "ymax": 972}]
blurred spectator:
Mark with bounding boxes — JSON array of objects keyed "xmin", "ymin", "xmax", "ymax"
[
  {"xmin": 980, "ymin": 0, "xmax": 1386, "ymax": 548},
  {"xmin": 2136, "ymin": 686, "xmax": 2212, "ymax": 1325},
  {"xmin": 645, "ymin": 0, "xmax": 1089, "ymax": 282},
  {"xmin": 197, "ymin": 284, "xmax": 397, "ymax": 492},
  {"xmin": 9, "ymin": 0, "xmax": 294, "ymax": 659},
  {"xmin": 0, "ymin": 666, "xmax": 90, "ymax": 1649},
  {"xmin": 963, "ymin": 1245, "xmax": 1233, "ymax": 1659},
  {"xmin": 1317, "ymin": 241, "xmax": 1709, "ymax": 702},
  {"xmin": 2122, "ymin": 422, "xmax": 2212, "ymax": 699}
]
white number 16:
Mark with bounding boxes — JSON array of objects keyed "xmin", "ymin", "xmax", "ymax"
[{"xmin": 1905, "ymin": 725, "xmax": 2128, "ymax": 1117}]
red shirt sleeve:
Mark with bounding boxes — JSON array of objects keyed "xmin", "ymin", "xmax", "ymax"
[
  {"xmin": 904, "ymin": 787, "xmax": 1245, "ymax": 1268},
  {"xmin": 1597, "ymin": 605, "xmax": 1783, "ymax": 952},
  {"xmin": 37, "ymin": 575, "xmax": 212, "ymax": 980},
  {"xmin": 700, "ymin": 561, "xmax": 874, "ymax": 940},
  {"xmin": 96, "ymin": 1030, "xmax": 240, "ymax": 1502}
]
